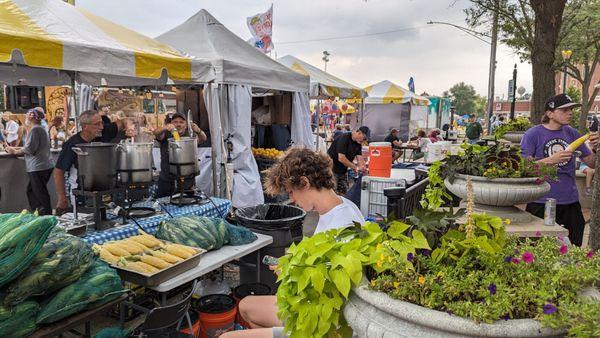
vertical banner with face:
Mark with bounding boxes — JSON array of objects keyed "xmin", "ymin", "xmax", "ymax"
[{"xmin": 246, "ymin": 5, "xmax": 273, "ymax": 53}]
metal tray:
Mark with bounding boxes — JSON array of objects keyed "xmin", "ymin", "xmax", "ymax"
[{"xmin": 114, "ymin": 245, "xmax": 206, "ymax": 287}]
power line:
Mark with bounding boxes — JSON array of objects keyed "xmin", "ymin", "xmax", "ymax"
[{"xmin": 275, "ymin": 24, "xmax": 433, "ymax": 45}]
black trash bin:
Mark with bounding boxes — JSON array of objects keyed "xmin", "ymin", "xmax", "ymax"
[{"xmin": 235, "ymin": 204, "xmax": 306, "ymax": 290}]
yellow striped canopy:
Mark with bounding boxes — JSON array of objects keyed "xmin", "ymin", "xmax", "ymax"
[
  {"xmin": 349, "ymin": 80, "xmax": 430, "ymax": 106},
  {"xmin": 0, "ymin": 0, "xmax": 214, "ymax": 85},
  {"xmin": 278, "ymin": 55, "xmax": 366, "ymax": 99}
]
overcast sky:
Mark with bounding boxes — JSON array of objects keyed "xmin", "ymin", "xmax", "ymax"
[{"xmin": 77, "ymin": 0, "xmax": 532, "ymax": 99}]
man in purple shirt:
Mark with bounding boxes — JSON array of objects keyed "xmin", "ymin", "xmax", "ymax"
[{"xmin": 521, "ymin": 94, "xmax": 598, "ymax": 246}]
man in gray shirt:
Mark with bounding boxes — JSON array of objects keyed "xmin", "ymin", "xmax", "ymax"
[{"xmin": 6, "ymin": 108, "xmax": 54, "ymax": 215}]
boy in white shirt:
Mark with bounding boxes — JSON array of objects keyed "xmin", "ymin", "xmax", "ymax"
[{"xmin": 221, "ymin": 147, "xmax": 364, "ymax": 338}]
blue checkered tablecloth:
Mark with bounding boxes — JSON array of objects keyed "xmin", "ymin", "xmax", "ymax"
[{"xmin": 83, "ymin": 197, "xmax": 231, "ymax": 245}]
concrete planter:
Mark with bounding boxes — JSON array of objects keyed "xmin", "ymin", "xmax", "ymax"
[
  {"xmin": 344, "ymin": 281, "xmax": 565, "ymax": 338},
  {"xmin": 444, "ymin": 174, "xmax": 551, "ymax": 223},
  {"xmin": 502, "ymin": 131, "xmax": 526, "ymax": 144}
]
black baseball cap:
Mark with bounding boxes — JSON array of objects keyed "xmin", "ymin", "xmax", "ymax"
[
  {"xmin": 171, "ymin": 112, "xmax": 187, "ymax": 121},
  {"xmin": 358, "ymin": 126, "xmax": 371, "ymax": 140},
  {"xmin": 545, "ymin": 93, "xmax": 581, "ymax": 111}
]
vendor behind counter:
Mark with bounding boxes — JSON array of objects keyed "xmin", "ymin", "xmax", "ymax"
[
  {"xmin": 53, "ymin": 109, "xmax": 129, "ymax": 215},
  {"xmin": 154, "ymin": 112, "xmax": 206, "ymax": 198}
]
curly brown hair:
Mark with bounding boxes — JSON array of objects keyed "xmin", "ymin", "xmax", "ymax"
[{"xmin": 263, "ymin": 147, "xmax": 335, "ymax": 195}]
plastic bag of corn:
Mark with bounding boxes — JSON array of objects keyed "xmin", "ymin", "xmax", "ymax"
[
  {"xmin": 0, "ymin": 212, "xmax": 57, "ymax": 288},
  {"xmin": 4, "ymin": 231, "xmax": 95, "ymax": 306},
  {"xmin": 37, "ymin": 259, "xmax": 127, "ymax": 324},
  {"xmin": 0, "ymin": 299, "xmax": 39, "ymax": 338}
]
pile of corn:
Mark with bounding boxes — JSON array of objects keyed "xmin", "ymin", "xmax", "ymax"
[{"xmin": 92, "ymin": 230, "xmax": 199, "ymax": 276}]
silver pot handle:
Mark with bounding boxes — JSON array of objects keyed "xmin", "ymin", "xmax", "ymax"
[
  {"xmin": 72, "ymin": 147, "xmax": 88, "ymax": 156},
  {"xmin": 115, "ymin": 144, "xmax": 125, "ymax": 152},
  {"xmin": 169, "ymin": 142, "xmax": 181, "ymax": 150}
]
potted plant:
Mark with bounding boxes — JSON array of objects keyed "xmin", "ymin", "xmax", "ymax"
[
  {"xmin": 494, "ymin": 117, "xmax": 534, "ymax": 143},
  {"xmin": 276, "ymin": 206, "xmax": 600, "ymax": 337},
  {"xmin": 423, "ymin": 143, "xmax": 557, "ymax": 223}
]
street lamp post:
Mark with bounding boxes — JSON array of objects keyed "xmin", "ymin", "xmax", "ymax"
[
  {"xmin": 322, "ymin": 51, "xmax": 330, "ymax": 73},
  {"xmin": 561, "ymin": 50, "xmax": 572, "ymax": 94}
]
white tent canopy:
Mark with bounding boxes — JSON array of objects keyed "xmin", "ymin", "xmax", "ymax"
[
  {"xmin": 0, "ymin": 0, "xmax": 215, "ymax": 86},
  {"xmin": 157, "ymin": 10, "xmax": 309, "ymax": 92},
  {"xmin": 361, "ymin": 80, "xmax": 430, "ymax": 106},
  {"xmin": 278, "ymin": 55, "xmax": 366, "ymax": 99}
]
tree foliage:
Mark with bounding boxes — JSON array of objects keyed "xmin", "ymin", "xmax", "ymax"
[
  {"xmin": 465, "ymin": 0, "xmax": 569, "ymax": 124},
  {"xmin": 447, "ymin": 82, "xmax": 481, "ymax": 116},
  {"xmin": 558, "ymin": 0, "xmax": 600, "ymax": 134}
]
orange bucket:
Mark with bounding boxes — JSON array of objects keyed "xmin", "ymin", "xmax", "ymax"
[
  {"xmin": 368, "ymin": 142, "xmax": 392, "ymax": 177},
  {"xmin": 181, "ymin": 310, "xmax": 201, "ymax": 337},
  {"xmin": 198, "ymin": 294, "xmax": 238, "ymax": 338}
]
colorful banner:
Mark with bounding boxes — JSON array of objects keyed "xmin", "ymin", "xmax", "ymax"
[
  {"xmin": 246, "ymin": 5, "xmax": 273, "ymax": 53},
  {"xmin": 44, "ymin": 86, "xmax": 71, "ymax": 122}
]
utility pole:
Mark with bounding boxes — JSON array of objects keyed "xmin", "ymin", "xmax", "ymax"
[
  {"xmin": 486, "ymin": 1, "xmax": 499, "ymax": 134},
  {"xmin": 322, "ymin": 51, "xmax": 330, "ymax": 73},
  {"xmin": 509, "ymin": 64, "xmax": 517, "ymax": 120}
]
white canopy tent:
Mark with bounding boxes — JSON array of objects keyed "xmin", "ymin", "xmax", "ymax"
[
  {"xmin": 0, "ymin": 0, "xmax": 214, "ymax": 87},
  {"xmin": 157, "ymin": 10, "xmax": 312, "ymax": 208},
  {"xmin": 353, "ymin": 80, "xmax": 431, "ymax": 141}
]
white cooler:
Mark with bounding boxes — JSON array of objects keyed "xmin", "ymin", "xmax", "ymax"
[{"xmin": 360, "ymin": 169, "xmax": 416, "ymax": 218}]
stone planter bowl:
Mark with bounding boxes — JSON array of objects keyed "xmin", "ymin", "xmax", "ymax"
[
  {"xmin": 344, "ymin": 281, "xmax": 565, "ymax": 338},
  {"xmin": 502, "ymin": 131, "xmax": 526, "ymax": 144},
  {"xmin": 444, "ymin": 174, "xmax": 550, "ymax": 207}
]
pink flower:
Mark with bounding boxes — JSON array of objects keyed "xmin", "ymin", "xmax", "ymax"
[
  {"xmin": 511, "ymin": 258, "xmax": 521, "ymax": 264},
  {"xmin": 535, "ymin": 231, "xmax": 542, "ymax": 237},
  {"xmin": 522, "ymin": 252, "xmax": 535, "ymax": 264},
  {"xmin": 587, "ymin": 251, "xmax": 595, "ymax": 259},
  {"xmin": 559, "ymin": 245, "xmax": 568, "ymax": 255}
]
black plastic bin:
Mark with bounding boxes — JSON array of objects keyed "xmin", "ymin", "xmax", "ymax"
[{"xmin": 235, "ymin": 204, "xmax": 306, "ymax": 290}]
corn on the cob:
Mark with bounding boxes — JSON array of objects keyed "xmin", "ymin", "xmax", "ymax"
[
  {"xmin": 149, "ymin": 250, "xmax": 182, "ymax": 264},
  {"xmin": 129, "ymin": 234, "xmax": 161, "ymax": 248},
  {"xmin": 102, "ymin": 243, "xmax": 131, "ymax": 257},
  {"xmin": 118, "ymin": 239, "xmax": 147, "ymax": 254},
  {"xmin": 97, "ymin": 247, "xmax": 120, "ymax": 265},
  {"xmin": 140, "ymin": 254, "xmax": 171, "ymax": 269},
  {"xmin": 163, "ymin": 244, "xmax": 194, "ymax": 259},
  {"xmin": 566, "ymin": 133, "xmax": 590, "ymax": 152},
  {"xmin": 125, "ymin": 261, "xmax": 159, "ymax": 275}
]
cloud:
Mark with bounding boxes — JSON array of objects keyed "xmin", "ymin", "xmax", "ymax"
[{"xmin": 76, "ymin": 0, "xmax": 532, "ymax": 97}]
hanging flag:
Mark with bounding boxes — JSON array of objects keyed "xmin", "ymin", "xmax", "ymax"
[
  {"xmin": 408, "ymin": 77, "xmax": 415, "ymax": 93},
  {"xmin": 246, "ymin": 5, "xmax": 274, "ymax": 53}
]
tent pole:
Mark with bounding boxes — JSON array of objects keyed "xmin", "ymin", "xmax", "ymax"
[
  {"xmin": 360, "ymin": 100, "xmax": 365, "ymax": 126},
  {"xmin": 205, "ymin": 84, "xmax": 219, "ymax": 197},
  {"xmin": 316, "ymin": 99, "xmax": 321, "ymax": 151},
  {"xmin": 154, "ymin": 84, "xmax": 159, "ymax": 128},
  {"xmin": 70, "ymin": 72, "xmax": 80, "ymax": 131}
]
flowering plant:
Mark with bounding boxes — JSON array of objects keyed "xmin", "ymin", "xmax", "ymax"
[{"xmin": 494, "ymin": 117, "xmax": 533, "ymax": 138}]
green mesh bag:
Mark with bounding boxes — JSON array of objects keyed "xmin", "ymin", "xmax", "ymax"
[
  {"xmin": 37, "ymin": 260, "xmax": 127, "ymax": 324},
  {"xmin": 4, "ymin": 231, "xmax": 95, "ymax": 306},
  {"xmin": 0, "ymin": 299, "xmax": 39, "ymax": 338},
  {"xmin": 0, "ymin": 213, "xmax": 57, "ymax": 287}
]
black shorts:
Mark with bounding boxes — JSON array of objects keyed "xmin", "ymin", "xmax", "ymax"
[{"xmin": 525, "ymin": 202, "xmax": 586, "ymax": 246}]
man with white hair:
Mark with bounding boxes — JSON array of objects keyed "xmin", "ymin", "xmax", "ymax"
[{"xmin": 53, "ymin": 109, "xmax": 129, "ymax": 215}]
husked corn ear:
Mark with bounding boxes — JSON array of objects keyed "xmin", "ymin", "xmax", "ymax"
[
  {"xmin": 97, "ymin": 247, "xmax": 119, "ymax": 265},
  {"xmin": 163, "ymin": 244, "xmax": 194, "ymax": 259},
  {"xmin": 173, "ymin": 243, "xmax": 197, "ymax": 255},
  {"xmin": 150, "ymin": 250, "xmax": 183, "ymax": 264},
  {"xmin": 103, "ymin": 243, "xmax": 132, "ymax": 257},
  {"xmin": 140, "ymin": 254, "xmax": 171, "ymax": 269},
  {"xmin": 129, "ymin": 234, "xmax": 161, "ymax": 248},
  {"xmin": 126, "ymin": 261, "xmax": 159, "ymax": 275},
  {"xmin": 119, "ymin": 239, "xmax": 148, "ymax": 254}
]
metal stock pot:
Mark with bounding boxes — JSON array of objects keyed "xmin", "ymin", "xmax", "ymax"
[
  {"xmin": 168, "ymin": 137, "xmax": 199, "ymax": 177},
  {"xmin": 116, "ymin": 141, "xmax": 154, "ymax": 184},
  {"xmin": 72, "ymin": 142, "xmax": 117, "ymax": 191}
]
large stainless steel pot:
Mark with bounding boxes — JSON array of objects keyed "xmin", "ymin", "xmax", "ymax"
[
  {"xmin": 168, "ymin": 137, "xmax": 199, "ymax": 177},
  {"xmin": 72, "ymin": 142, "xmax": 117, "ymax": 191},
  {"xmin": 116, "ymin": 141, "xmax": 154, "ymax": 184}
]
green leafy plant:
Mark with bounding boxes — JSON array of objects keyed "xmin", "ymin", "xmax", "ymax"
[
  {"xmin": 371, "ymin": 236, "xmax": 600, "ymax": 336},
  {"xmin": 494, "ymin": 117, "xmax": 533, "ymax": 138},
  {"xmin": 276, "ymin": 221, "xmax": 429, "ymax": 337},
  {"xmin": 405, "ymin": 207, "xmax": 465, "ymax": 249}
]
